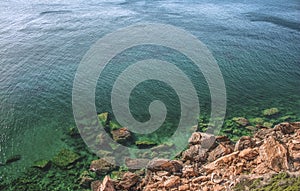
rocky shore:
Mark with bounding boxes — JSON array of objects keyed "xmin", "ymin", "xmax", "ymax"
[{"xmin": 91, "ymin": 122, "xmax": 300, "ymax": 191}]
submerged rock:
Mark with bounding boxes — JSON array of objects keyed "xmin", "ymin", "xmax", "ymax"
[
  {"xmin": 233, "ymin": 117, "xmax": 249, "ymax": 126},
  {"xmin": 33, "ymin": 160, "xmax": 51, "ymax": 170},
  {"xmin": 262, "ymin": 107, "xmax": 279, "ymax": 116},
  {"xmin": 5, "ymin": 154, "xmax": 21, "ymax": 164},
  {"xmin": 52, "ymin": 149, "xmax": 80, "ymax": 169}
]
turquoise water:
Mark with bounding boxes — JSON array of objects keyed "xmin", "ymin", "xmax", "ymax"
[{"xmin": 0, "ymin": 0, "xmax": 299, "ymax": 181}]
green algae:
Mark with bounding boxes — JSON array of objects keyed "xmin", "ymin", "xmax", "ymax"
[
  {"xmin": 33, "ymin": 160, "xmax": 51, "ymax": 170},
  {"xmin": 263, "ymin": 108, "xmax": 280, "ymax": 117},
  {"xmin": 52, "ymin": 149, "xmax": 81, "ymax": 169},
  {"xmin": 234, "ymin": 173, "xmax": 300, "ymax": 191}
]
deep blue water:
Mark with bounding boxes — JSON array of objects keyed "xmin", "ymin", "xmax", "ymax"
[{"xmin": 0, "ymin": 0, "xmax": 299, "ymax": 179}]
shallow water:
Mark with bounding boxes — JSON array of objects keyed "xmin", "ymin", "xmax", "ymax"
[{"xmin": 0, "ymin": 0, "xmax": 299, "ymax": 180}]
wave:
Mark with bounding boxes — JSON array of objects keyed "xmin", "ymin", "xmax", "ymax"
[{"xmin": 39, "ymin": 10, "xmax": 72, "ymax": 16}]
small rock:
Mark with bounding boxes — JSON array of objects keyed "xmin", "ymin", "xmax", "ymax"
[
  {"xmin": 238, "ymin": 148, "xmax": 259, "ymax": 161},
  {"xmin": 163, "ymin": 176, "xmax": 180, "ymax": 188},
  {"xmin": 182, "ymin": 145, "xmax": 208, "ymax": 162},
  {"xmin": 233, "ymin": 117, "xmax": 249, "ymax": 126},
  {"xmin": 208, "ymin": 144, "xmax": 233, "ymax": 162},
  {"xmin": 90, "ymin": 158, "xmax": 116, "ymax": 175},
  {"xmin": 117, "ymin": 172, "xmax": 140, "ymax": 190},
  {"xmin": 147, "ymin": 158, "xmax": 183, "ymax": 173},
  {"xmin": 234, "ymin": 136, "xmax": 256, "ymax": 151},
  {"xmin": 188, "ymin": 132, "xmax": 202, "ymax": 145},
  {"xmin": 178, "ymin": 184, "xmax": 189, "ymax": 191},
  {"xmin": 111, "ymin": 127, "xmax": 132, "ymax": 144},
  {"xmin": 99, "ymin": 176, "xmax": 115, "ymax": 191}
]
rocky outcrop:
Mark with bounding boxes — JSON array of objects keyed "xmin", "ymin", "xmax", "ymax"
[{"xmin": 91, "ymin": 122, "xmax": 300, "ymax": 191}]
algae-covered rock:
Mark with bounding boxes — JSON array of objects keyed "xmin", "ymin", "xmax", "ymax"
[
  {"xmin": 135, "ymin": 140, "xmax": 157, "ymax": 149},
  {"xmin": 262, "ymin": 108, "xmax": 279, "ymax": 116},
  {"xmin": 90, "ymin": 158, "xmax": 116, "ymax": 175},
  {"xmin": 52, "ymin": 149, "xmax": 80, "ymax": 169},
  {"xmin": 33, "ymin": 160, "xmax": 51, "ymax": 170},
  {"xmin": 263, "ymin": 122, "xmax": 273, "ymax": 128},
  {"xmin": 249, "ymin": 117, "xmax": 264, "ymax": 125},
  {"xmin": 109, "ymin": 121, "xmax": 121, "ymax": 130},
  {"xmin": 98, "ymin": 112, "xmax": 109, "ymax": 125},
  {"xmin": 232, "ymin": 117, "xmax": 249, "ymax": 126}
]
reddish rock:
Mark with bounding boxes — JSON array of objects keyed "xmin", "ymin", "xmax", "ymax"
[
  {"xmin": 147, "ymin": 158, "xmax": 183, "ymax": 173},
  {"xmin": 208, "ymin": 143, "xmax": 233, "ymax": 162},
  {"xmin": 116, "ymin": 172, "xmax": 140, "ymax": 190},
  {"xmin": 238, "ymin": 148, "xmax": 259, "ymax": 161},
  {"xmin": 163, "ymin": 176, "xmax": 180, "ymax": 188},
  {"xmin": 257, "ymin": 136, "xmax": 289, "ymax": 172},
  {"xmin": 100, "ymin": 176, "xmax": 115, "ymax": 191}
]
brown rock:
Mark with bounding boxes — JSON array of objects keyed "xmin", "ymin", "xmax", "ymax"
[
  {"xmin": 258, "ymin": 136, "xmax": 289, "ymax": 172},
  {"xmin": 111, "ymin": 127, "xmax": 132, "ymax": 143},
  {"xmin": 200, "ymin": 133, "xmax": 216, "ymax": 149},
  {"xmin": 100, "ymin": 176, "xmax": 115, "ymax": 191},
  {"xmin": 238, "ymin": 148, "xmax": 259, "ymax": 161},
  {"xmin": 90, "ymin": 158, "xmax": 116, "ymax": 175},
  {"xmin": 163, "ymin": 176, "xmax": 180, "ymax": 188},
  {"xmin": 188, "ymin": 132, "xmax": 202, "ymax": 145},
  {"xmin": 274, "ymin": 122, "xmax": 294, "ymax": 134},
  {"xmin": 208, "ymin": 143, "xmax": 233, "ymax": 162},
  {"xmin": 182, "ymin": 145, "xmax": 208, "ymax": 162},
  {"xmin": 178, "ymin": 184, "xmax": 189, "ymax": 191},
  {"xmin": 234, "ymin": 136, "xmax": 255, "ymax": 151},
  {"xmin": 117, "ymin": 172, "xmax": 140, "ymax": 190}
]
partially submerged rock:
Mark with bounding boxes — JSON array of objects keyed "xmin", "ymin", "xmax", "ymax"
[
  {"xmin": 111, "ymin": 127, "xmax": 132, "ymax": 144},
  {"xmin": 90, "ymin": 158, "xmax": 116, "ymax": 175},
  {"xmin": 5, "ymin": 154, "xmax": 21, "ymax": 164}
]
